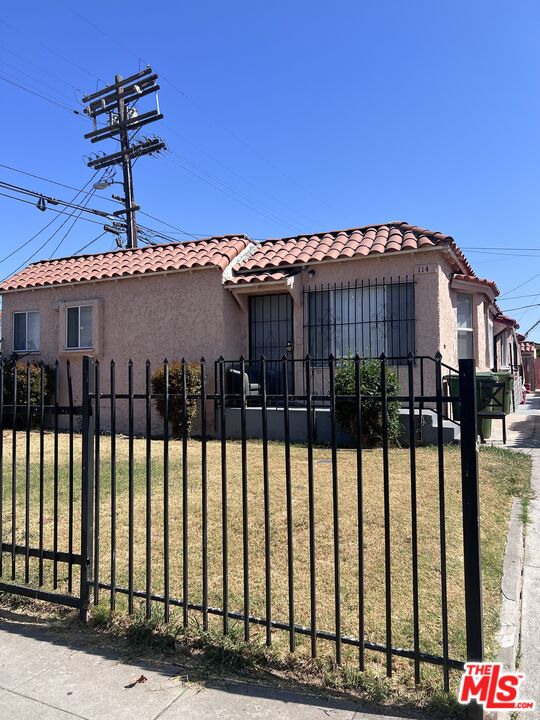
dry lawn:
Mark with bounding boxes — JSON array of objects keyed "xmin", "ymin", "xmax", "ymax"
[{"xmin": 0, "ymin": 431, "xmax": 531, "ymax": 693}]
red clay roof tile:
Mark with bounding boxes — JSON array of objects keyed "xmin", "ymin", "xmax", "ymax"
[
  {"xmin": 521, "ymin": 341, "xmax": 535, "ymax": 353},
  {"xmin": 237, "ymin": 222, "xmax": 460, "ymax": 272},
  {"xmin": 226, "ymin": 271, "xmax": 292, "ymax": 286},
  {"xmin": 452, "ymin": 273, "xmax": 499, "ymax": 295},
  {"xmin": 1, "ymin": 221, "xmax": 491, "ymax": 294},
  {"xmin": 0, "ymin": 236, "xmax": 251, "ymax": 291}
]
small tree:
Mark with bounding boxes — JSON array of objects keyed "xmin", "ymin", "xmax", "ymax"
[
  {"xmin": 2, "ymin": 360, "xmax": 55, "ymax": 428},
  {"xmin": 151, "ymin": 361, "xmax": 201, "ymax": 437},
  {"xmin": 334, "ymin": 357, "xmax": 400, "ymax": 446}
]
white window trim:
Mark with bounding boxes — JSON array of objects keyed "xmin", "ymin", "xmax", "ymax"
[
  {"xmin": 487, "ymin": 310, "xmax": 495, "ymax": 369},
  {"xmin": 500, "ymin": 331, "xmax": 510, "ymax": 368},
  {"xmin": 65, "ymin": 304, "xmax": 93, "ymax": 351},
  {"xmin": 13, "ymin": 310, "xmax": 40, "ymax": 352},
  {"xmin": 456, "ymin": 293, "xmax": 475, "ymax": 360}
]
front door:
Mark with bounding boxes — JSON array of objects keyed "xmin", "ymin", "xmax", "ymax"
[{"xmin": 249, "ymin": 294, "xmax": 294, "ymax": 394}]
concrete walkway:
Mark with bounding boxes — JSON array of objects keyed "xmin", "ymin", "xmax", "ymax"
[
  {"xmin": 0, "ymin": 611, "xmax": 421, "ymax": 720},
  {"xmin": 488, "ymin": 392, "xmax": 540, "ymax": 712}
]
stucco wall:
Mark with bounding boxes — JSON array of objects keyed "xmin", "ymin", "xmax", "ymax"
[
  {"xmin": 1, "ymin": 268, "xmax": 246, "ymax": 433},
  {"xmin": 289, "ymin": 249, "xmax": 445, "ymax": 353},
  {"xmin": 229, "ymin": 249, "xmax": 494, "ymax": 399},
  {"xmin": 437, "ymin": 266, "xmax": 494, "ymax": 372},
  {"xmin": 2, "ymin": 247, "xmax": 496, "ymax": 433}
]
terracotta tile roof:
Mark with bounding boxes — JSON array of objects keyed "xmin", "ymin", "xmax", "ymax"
[
  {"xmin": 226, "ymin": 270, "xmax": 293, "ymax": 286},
  {"xmin": 452, "ymin": 273, "xmax": 499, "ymax": 295},
  {"xmin": 0, "ymin": 236, "xmax": 251, "ymax": 291},
  {"xmin": 235, "ymin": 221, "xmax": 469, "ymax": 273},
  {"xmin": 495, "ymin": 313, "xmax": 519, "ymax": 328},
  {"xmin": 521, "ymin": 341, "xmax": 536, "ymax": 353}
]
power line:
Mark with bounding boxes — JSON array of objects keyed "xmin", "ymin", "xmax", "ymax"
[
  {"xmin": 6, "ymin": 9, "xmax": 329, "ymax": 236},
  {"xmin": 0, "ymin": 212, "xmax": 59, "ymax": 264},
  {"xmin": 0, "ymin": 43, "xmax": 85, "ymax": 94},
  {"xmin": 0, "ymin": 18, "xmax": 103, "ymax": 83},
  {"xmin": 0, "ymin": 162, "xmax": 213, "ymax": 238},
  {"xmin": 0, "ymin": 162, "xmax": 114, "ymax": 199},
  {"xmin": 0, "ymin": 59, "xmax": 81, "ymax": 107},
  {"xmin": 0, "ymin": 173, "xmax": 100, "ymax": 271},
  {"xmin": 161, "ymin": 74, "xmax": 342, "ymax": 215},
  {"xmin": 136, "ymin": 211, "xmax": 201, "ymax": 240},
  {"xmin": 500, "ymin": 303, "xmax": 540, "ymax": 313},
  {"xmin": 0, "ymin": 191, "xmax": 106, "ymax": 227},
  {"xmin": 464, "ymin": 249, "xmax": 540, "ymax": 257},
  {"xmin": 462, "ymin": 246, "xmax": 540, "ymax": 251},
  {"xmin": 73, "ymin": 231, "xmax": 107, "ymax": 255},
  {"xmin": 5, "ymin": 208, "xmax": 93, "ymax": 278},
  {"xmin": 165, "ymin": 151, "xmax": 299, "ymax": 232},
  {"xmin": 498, "ymin": 293, "xmax": 540, "ymax": 301},
  {"xmin": 0, "ymin": 180, "xmax": 208, "ymax": 250},
  {"xmin": 501, "ymin": 272, "xmax": 540, "ymax": 296},
  {"xmin": 68, "ymin": 8, "xmax": 339, "ymax": 217},
  {"xmin": 0, "ymin": 73, "xmax": 83, "ymax": 116},
  {"xmin": 0, "ymin": 179, "xmax": 112, "ymax": 219},
  {"xmin": 163, "ymin": 122, "xmax": 320, "ymax": 228},
  {"xmin": 49, "ymin": 188, "xmax": 99, "ymax": 258}
]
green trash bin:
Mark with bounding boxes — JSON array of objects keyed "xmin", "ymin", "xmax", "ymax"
[
  {"xmin": 444, "ymin": 373, "xmax": 461, "ymax": 421},
  {"xmin": 444, "ymin": 371, "xmax": 495, "ymax": 438},
  {"xmin": 475, "ymin": 371, "xmax": 498, "ymax": 440},
  {"xmin": 492, "ymin": 371, "xmax": 513, "ymax": 414}
]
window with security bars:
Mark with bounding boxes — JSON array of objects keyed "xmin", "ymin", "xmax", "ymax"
[{"xmin": 304, "ymin": 279, "xmax": 415, "ymax": 361}]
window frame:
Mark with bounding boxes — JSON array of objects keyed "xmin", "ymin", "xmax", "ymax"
[
  {"xmin": 456, "ymin": 293, "xmax": 475, "ymax": 360},
  {"xmin": 487, "ymin": 308, "xmax": 495, "ymax": 369},
  {"xmin": 13, "ymin": 310, "xmax": 40, "ymax": 352},
  {"xmin": 65, "ymin": 304, "xmax": 93, "ymax": 350},
  {"xmin": 499, "ymin": 331, "xmax": 510, "ymax": 368}
]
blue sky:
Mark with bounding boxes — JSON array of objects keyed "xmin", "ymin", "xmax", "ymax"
[{"xmin": 1, "ymin": 1, "xmax": 539, "ymax": 338}]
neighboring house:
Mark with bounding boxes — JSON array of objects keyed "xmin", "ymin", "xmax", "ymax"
[
  {"xmin": 519, "ymin": 337, "xmax": 538, "ymax": 392},
  {"xmin": 492, "ymin": 313, "xmax": 523, "ymax": 409},
  {"xmin": 0, "ymin": 221, "xmax": 510, "ymax": 431}
]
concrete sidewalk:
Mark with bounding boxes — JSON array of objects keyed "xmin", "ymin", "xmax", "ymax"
[
  {"xmin": 0, "ymin": 612, "xmax": 420, "ymax": 720},
  {"xmin": 488, "ymin": 392, "xmax": 540, "ymax": 712}
]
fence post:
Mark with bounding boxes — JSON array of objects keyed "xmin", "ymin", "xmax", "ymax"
[
  {"xmin": 80, "ymin": 355, "xmax": 95, "ymax": 623},
  {"xmin": 459, "ymin": 359, "xmax": 484, "ymax": 720}
]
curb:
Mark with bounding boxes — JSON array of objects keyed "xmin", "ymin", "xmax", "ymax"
[
  {"xmin": 496, "ymin": 497, "xmax": 524, "ymax": 671},
  {"xmin": 493, "ymin": 496, "xmax": 525, "ymax": 720}
]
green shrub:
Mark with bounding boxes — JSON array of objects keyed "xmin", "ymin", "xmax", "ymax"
[
  {"xmin": 1, "ymin": 360, "xmax": 54, "ymax": 428},
  {"xmin": 334, "ymin": 357, "xmax": 400, "ymax": 446},
  {"xmin": 151, "ymin": 361, "xmax": 201, "ymax": 437}
]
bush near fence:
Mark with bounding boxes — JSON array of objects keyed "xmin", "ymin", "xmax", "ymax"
[
  {"xmin": 335, "ymin": 357, "xmax": 400, "ymax": 445},
  {"xmin": 151, "ymin": 361, "xmax": 201, "ymax": 437},
  {"xmin": 1, "ymin": 360, "xmax": 54, "ymax": 428}
]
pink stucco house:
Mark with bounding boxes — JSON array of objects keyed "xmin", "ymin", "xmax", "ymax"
[{"xmin": 0, "ymin": 221, "xmax": 520, "ymax": 431}]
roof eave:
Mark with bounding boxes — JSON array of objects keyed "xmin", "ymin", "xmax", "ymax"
[
  {"xmin": 0, "ymin": 263, "xmax": 219, "ymax": 294},
  {"xmin": 235, "ymin": 243, "xmax": 453, "ymax": 276}
]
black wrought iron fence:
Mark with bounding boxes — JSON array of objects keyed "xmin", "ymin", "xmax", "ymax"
[{"xmin": 0, "ymin": 353, "xmax": 483, "ymax": 707}]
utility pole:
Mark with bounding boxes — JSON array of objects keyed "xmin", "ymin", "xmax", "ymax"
[
  {"xmin": 82, "ymin": 68, "xmax": 165, "ymax": 249},
  {"xmin": 116, "ymin": 75, "xmax": 138, "ymax": 247}
]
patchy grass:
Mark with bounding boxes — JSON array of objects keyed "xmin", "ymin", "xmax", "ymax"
[{"xmin": 0, "ymin": 432, "xmax": 531, "ymax": 713}]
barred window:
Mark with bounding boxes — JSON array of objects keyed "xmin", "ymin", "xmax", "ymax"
[{"xmin": 304, "ymin": 280, "xmax": 415, "ymax": 360}]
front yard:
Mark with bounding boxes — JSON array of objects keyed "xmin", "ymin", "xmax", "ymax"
[{"xmin": 0, "ymin": 431, "xmax": 532, "ymax": 707}]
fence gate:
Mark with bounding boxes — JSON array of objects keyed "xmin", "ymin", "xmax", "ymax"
[{"xmin": 0, "ymin": 356, "xmax": 94, "ymax": 620}]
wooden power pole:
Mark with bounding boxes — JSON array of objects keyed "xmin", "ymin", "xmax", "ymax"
[{"xmin": 82, "ymin": 68, "xmax": 165, "ymax": 249}]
